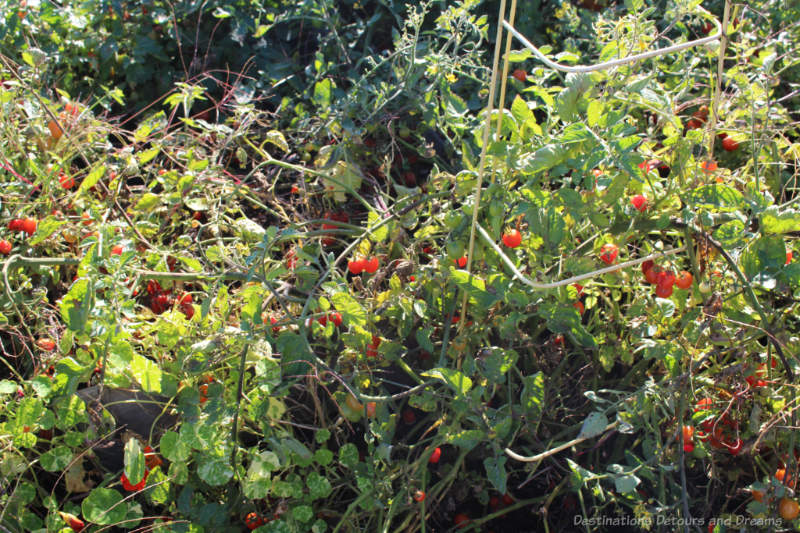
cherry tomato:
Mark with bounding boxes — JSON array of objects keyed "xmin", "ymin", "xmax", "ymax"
[
  {"xmin": 413, "ymin": 490, "xmax": 426, "ymax": 502},
  {"xmin": 245, "ymin": 512, "xmax": 265, "ymax": 530},
  {"xmin": 641, "ymin": 260, "xmax": 654, "ymax": 276},
  {"xmin": 363, "ymin": 257, "xmax": 379, "ymax": 274},
  {"xmin": 598, "ymin": 243, "xmax": 618, "ymax": 265},
  {"xmin": 453, "ymin": 513, "xmax": 470, "ymax": 528},
  {"xmin": 655, "ymin": 281, "xmax": 674, "ymax": 298},
  {"xmin": 630, "ymin": 194, "xmax": 648, "ymax": 212},
  {"xmin": 502, "ymin": 229, "xmax": 522, "ymax": 248},
  {"xmin": 779, "ymin": 498, "xmax": 800, "ymax": 521},
  {"xmin": 675, "ymin": 270, "xmax": 693, "ymax": 289},
  {"xmin": 0, "ymin": 240, "xmax": 12, "ymax": 255},
  {"xmin": 111, "ymin": 245, "xmax": 123, "ymax": 256},
  {"xmin": 21, "ymin": 218, "xmax": 37, "ymax": 236},
  {"xmin": 455, "ymin": 256, "xmax": 467, "ymax": 268},
  {"xmin": 429, "ymin": 447, "xmax": 441, "ymax": 464},
  {"xmin": 721, "ymin": 136, "xmax": 739, "ymax": 151},
  {"xmin": 348, "ymin": 258, "xmax": 365, "ymax": 275},
  {"xmin": 512, "ymin": 69, "xmax": 527, "ymax": 82}
]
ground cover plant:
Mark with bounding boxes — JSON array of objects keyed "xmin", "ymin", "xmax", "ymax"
[{"xmin": 0, "ymin": 0, "xmax": 799, "ymax": 531}]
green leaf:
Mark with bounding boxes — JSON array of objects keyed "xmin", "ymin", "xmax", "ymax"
[
  {"xmin": 234, "ymin": 217, "xmax": 266, "ymax": 243},
  {"xmin": 306, "ymin": 472, "xmax": 333, "ymax": 500},
  {"xmin": 293, "ymin": 505, "xmax": 314, "ymax": 523},
  {"xmin": 713, "ymin": 220, "xmax": 747, "ymax": 249},
  {"xmin": 760, "ymin": 206, "xmax": 800, "ymax": 234},
  {"xmin": 446, "ymin": 429, "xmax": 485, "ymax": 451},
  {"xmin": 330, "ymin": 291, "xmax": 366, "ymax": 327},
  {"xmin": 197, "ymin": 455, "xmax": 234, "ymax": 486},
  {"xmin": 264, "ymin": 130, "xmax": 289, "ymax": 152},
  {"xmin": 578, "ymin": 412, "xmax": 609, "ymax": 439},
  {"xmin": 368, "ymin": 210, "xmax": 388, "ymax": 242},
  {"xmin": 130, "ymin": 354, "xmax": 162, "ymax": 393},
  {"xmin": 686, "ymin": 184, "xmax": 743, "ymax": 212},
  {"xmin": 40, "ymin": 446, "xmax": 73, "ymax": 472},
  {"xmin": 587, "ymin": 98, "xmax": 604, "ymax": 127},
  {"xmin": 566, "ymin": 458, "xmax": 600, "ymax": 489},
  {"xmin": 82, "ymin": 488, "xmax": 127, "ymax": 525},
  {"xmin": 124, "ymin": 439, "xmax": 146, "ymax": 485},
  {"xmin": 60, "ymin": 279, "xmax": 92, "ymax": 332},
  {"xmin": 608, "ymin": 464, "xmax": 640, "ymax": 493},
  {"xmin": 160, "ymin": 431, "xmax": 191, "ymax": 462},
  {"xmin": 313, "ymin": 79, "xmax": 333, "ymax": 108},
  {"xmin": 450, "ymin": 269, "xmax": 499, "ymax": 308},
  {"xmin": 742, "ymin": 236, "xmax": 786, "ymax": 283},
  {"xmin": 538, "ymin": 303, "xmax": 597, "ymax": 348},
  {"xmin": 29, "ymin": 216, "xmax": 66, "ymax": 246},
  {"xmin": 526, "ymin": 206, "xmax": 565, "ymax": 250},
  {"xmin": 277, "ymin": 332, "xmax": 314, "ymax": 379},
  {"xmin": 483, "ymin": 455, "xmax": 507, "ymax": 494},
  {"xmin": 244, "ymin": 450, "xmax": 278, "ymax": 499},
  {"xmin": 483, "ymin": 348, "xmax": 518, "ymax": 383},
  {"xmin": 421, "ymin": 367, "xmax": 472, "ymax": 397},
  {"xmin": 521, "ymin": 372, "xmax": 545, "ymax": 432},
  {"xmin": 137, "ymin": 147, "xmax": 160, "ymax": 165},
  {"xmin": 78, "ymin": 165, "xmax": 106, "ymax": 194},
  {"xmin": 556, "ymin": 73, "xmax": 592, "ymax": 122},
  {"xmin": 339, "ymin": 443, "xmax": 359, "ymax": 468},
  {"xmin": 134, "ymin": 193, "xmax": 161, "ymax": 212}
]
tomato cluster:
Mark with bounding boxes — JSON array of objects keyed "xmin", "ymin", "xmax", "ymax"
[
  {"xmin": 686, "ymin": 105, "xmax": 708, "ymax": 130},
  {"xmin": 348, "ymin": 256, "xmax": 380, "ymax": 274},
  {"xmin": 199, "ymin": 374, "xmax": 214, "ymax": 404},
  {"xmin": 145, "ymin": 280, "xmax": 194, "ymax": 318},
  {"xmin": 641, "ymin": 260, "xmax": 693, "ymax": 298},
  {"xmin": 245, "ymin": 512, "xmax": 266, "ymax": 530},
  {"xmin": 366, "ymin": 334, "xmax": 381, "ymax": 358},
  {"xmin": 694, "ymin": 398, "xmax": 742, "ymax": 454}
]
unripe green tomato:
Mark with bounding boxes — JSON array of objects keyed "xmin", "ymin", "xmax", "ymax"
[{"xmin": 698, "ymin": 281, "xmax": 711, "ymax": 294}]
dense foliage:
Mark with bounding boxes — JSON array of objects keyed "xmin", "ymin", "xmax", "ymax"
[{"xmin": 1, "ymin": 0, "xmax": 799, "ymax": 532}]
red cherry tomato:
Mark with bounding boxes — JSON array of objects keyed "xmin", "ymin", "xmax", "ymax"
[
  {"xmin": 348, "ymin": 258, "xmax": 365, "ymax": 275},
  {"xmin": 21, "ymin": 218, "xmax": 37, "ymax": 236},
  {"xmin": 512, "ymin": 69, "xmax": 527, "ymax": 82},
  {"xmin": 655, "ymin": 281, "xmax": 674, "ymax": 298},
  {"xmin": 598, "ymin": 243, "xmax": 618, "ymax": 265},
  {"xmin": 630, "ymin": 194, "xmax": 648, "ymax": 212},
  {"xmin": 363, "ymin": 257, "xmax": 380, "ymax": 274},
  {"xmin": 453, "ymin": 513, "xmax": 470, "ymax": 528},
  {"xmin": 721, "ymin": 136, "xmax": 739, "ymax": 151},
  {"xmin": 0, "ymin": 240, "xmax": 11, "ymax": 255},
  {"xmin": 455, "ymin": 256, "xmax": 467, "ymax": 268},
  {"xmin": 502, "ymin": 229, "xmax": 522, "ymax": 248},
  {"xmin": 413, "ymin": 490, "xmax": 426, "ymax": 502},
  {"xmin": 429, "ymin": 447, "xmax": 441, "ymax": 464},
  {"xmin": 675, "ymin": 270, "xmax": 693, "ymax": 289}
]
